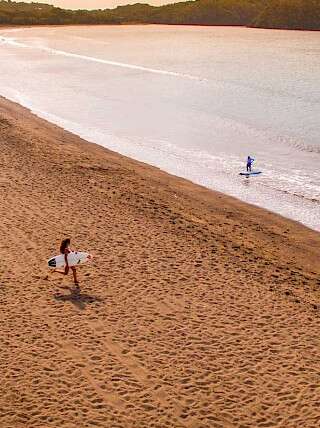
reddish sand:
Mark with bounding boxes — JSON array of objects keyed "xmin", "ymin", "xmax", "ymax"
[{"xmin": 0, "ymin": 97, "xmax": 319, "ymax": 428}]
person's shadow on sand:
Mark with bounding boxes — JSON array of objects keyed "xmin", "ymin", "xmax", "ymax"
[{"xmin": 54, "ymin": 286, "xmax": 103, "ymax": 310}]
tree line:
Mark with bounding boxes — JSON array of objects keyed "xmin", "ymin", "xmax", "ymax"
[{"xmin": 0, "ymin": 0, "xmax": 319, "ymax": 30}]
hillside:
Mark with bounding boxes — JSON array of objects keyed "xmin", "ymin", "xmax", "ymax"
[
  {"xmin": 0, "ymin": 0, "xmax": 319, "ymax": 30},
  {"xmin": 252, "ymin": 0, "xmax": 320, "ymax": 31}
]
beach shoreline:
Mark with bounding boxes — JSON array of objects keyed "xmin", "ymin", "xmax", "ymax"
[
  {"xmin": 0, "ymin": 22, "xmax": 320, "ymax": 33},
  {"xmin": 0, "ymin": 95, "xmax": 319, "ymax": 427},
  {"xmin": 1, "ymin": 23, "xmax": 319, "ymax": 32},
  {"xmin": 2, "ymin": 23, "xmax": 319, "ymax": 232}
]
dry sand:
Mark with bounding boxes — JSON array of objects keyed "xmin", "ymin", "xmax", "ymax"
[{"xmin": 0, "ymin": 96, "xmax": 319, "ymax": 428}]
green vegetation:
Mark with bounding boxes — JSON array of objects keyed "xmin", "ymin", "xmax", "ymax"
[
  {"xmin": 111, "ymin": 1, "xmax": 261, "ymax": 26},
  {"xmin": 252, "ymin": 1, "xmax": 320, "ymax": 30},
  {"xmin": 0, "ymin": 0, "xmax": 319, "ymax": 30},
  {"xmin": 0, "ymin": 1, "xmax": 120, "ymax": 24}
]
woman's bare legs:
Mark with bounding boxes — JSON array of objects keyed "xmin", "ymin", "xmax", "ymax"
[
  {"xmin": 51, "ymin": 267, "xmax": 79, "ymax": 287},
  {"xmin": 71, "ymin": 267, "xmax": 79, "ymax": 286},
  {"xmin": 52, "ymin": 269, "xmax": 66, "ymax": 276}
]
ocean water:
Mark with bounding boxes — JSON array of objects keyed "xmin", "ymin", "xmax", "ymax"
[{"xmin": 1, "ymin": 25, "xmax": 320, "ymax": 230}]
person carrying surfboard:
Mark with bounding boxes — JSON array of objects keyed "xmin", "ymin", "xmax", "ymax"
[
  {"xmin": 246, "ymin": 156, "xmax": 254, "ymax": 172},
  {"xmin": 54, "ymin": 238, "xmax": 79, "ymax": 286}
]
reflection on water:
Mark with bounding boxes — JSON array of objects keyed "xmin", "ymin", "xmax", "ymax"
[{"xmin": 0, "ymin": 25, "xmax": 319, "ymax": 229}]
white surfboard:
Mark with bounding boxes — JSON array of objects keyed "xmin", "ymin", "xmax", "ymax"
[{"xmin": 47, "ymin": 251, "xmax": 92, "ymax": 269}]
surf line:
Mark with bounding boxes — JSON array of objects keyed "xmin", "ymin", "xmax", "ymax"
[{"xmin": 1, "ymin": 37, "xmax": 207, "ymax": 82}]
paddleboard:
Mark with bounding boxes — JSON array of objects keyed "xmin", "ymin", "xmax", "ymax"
[
  {"xmin": 239, "ymin": 171, "xmax": 262, "ymax": 177},
  {"xmin": 48, "ymin": 251, "xmax": 92, "ymax": 269}
]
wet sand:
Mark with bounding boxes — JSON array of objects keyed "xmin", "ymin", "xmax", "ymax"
[{"xmin": 0, "ymin": 96, "xmax": 319, "ymax": 428}]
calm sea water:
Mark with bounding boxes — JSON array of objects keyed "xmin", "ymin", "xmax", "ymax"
[{"xmin": 1, "ymin": 25, "xmax": 320, "ymax": 230}]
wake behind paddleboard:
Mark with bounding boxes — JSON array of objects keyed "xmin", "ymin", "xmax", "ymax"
[
  {"xmin": 239, "ymin": 171, "xmax": 262, "ymax": 177},
  {"xmin": 47, "ymin": 251, "xmax": 92, "ymax": 268}
]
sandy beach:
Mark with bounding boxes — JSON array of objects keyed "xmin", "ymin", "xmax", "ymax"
[{"xmin": 0, "ymin": 96, "xmax": 319, "ymax": 427}]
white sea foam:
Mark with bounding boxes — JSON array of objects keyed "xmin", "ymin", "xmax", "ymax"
[
  {"xmin": 1, "ymin": 25, "xmax": 319, "ymax": 230},
  {"xmin": 1, "ymin": 36, "xmax": 206, "ymax": 82}
]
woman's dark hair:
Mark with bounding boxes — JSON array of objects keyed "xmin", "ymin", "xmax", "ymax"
[{"xmin": 60, "ymin": 238, "xmax": 71, "ymax": 254}]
